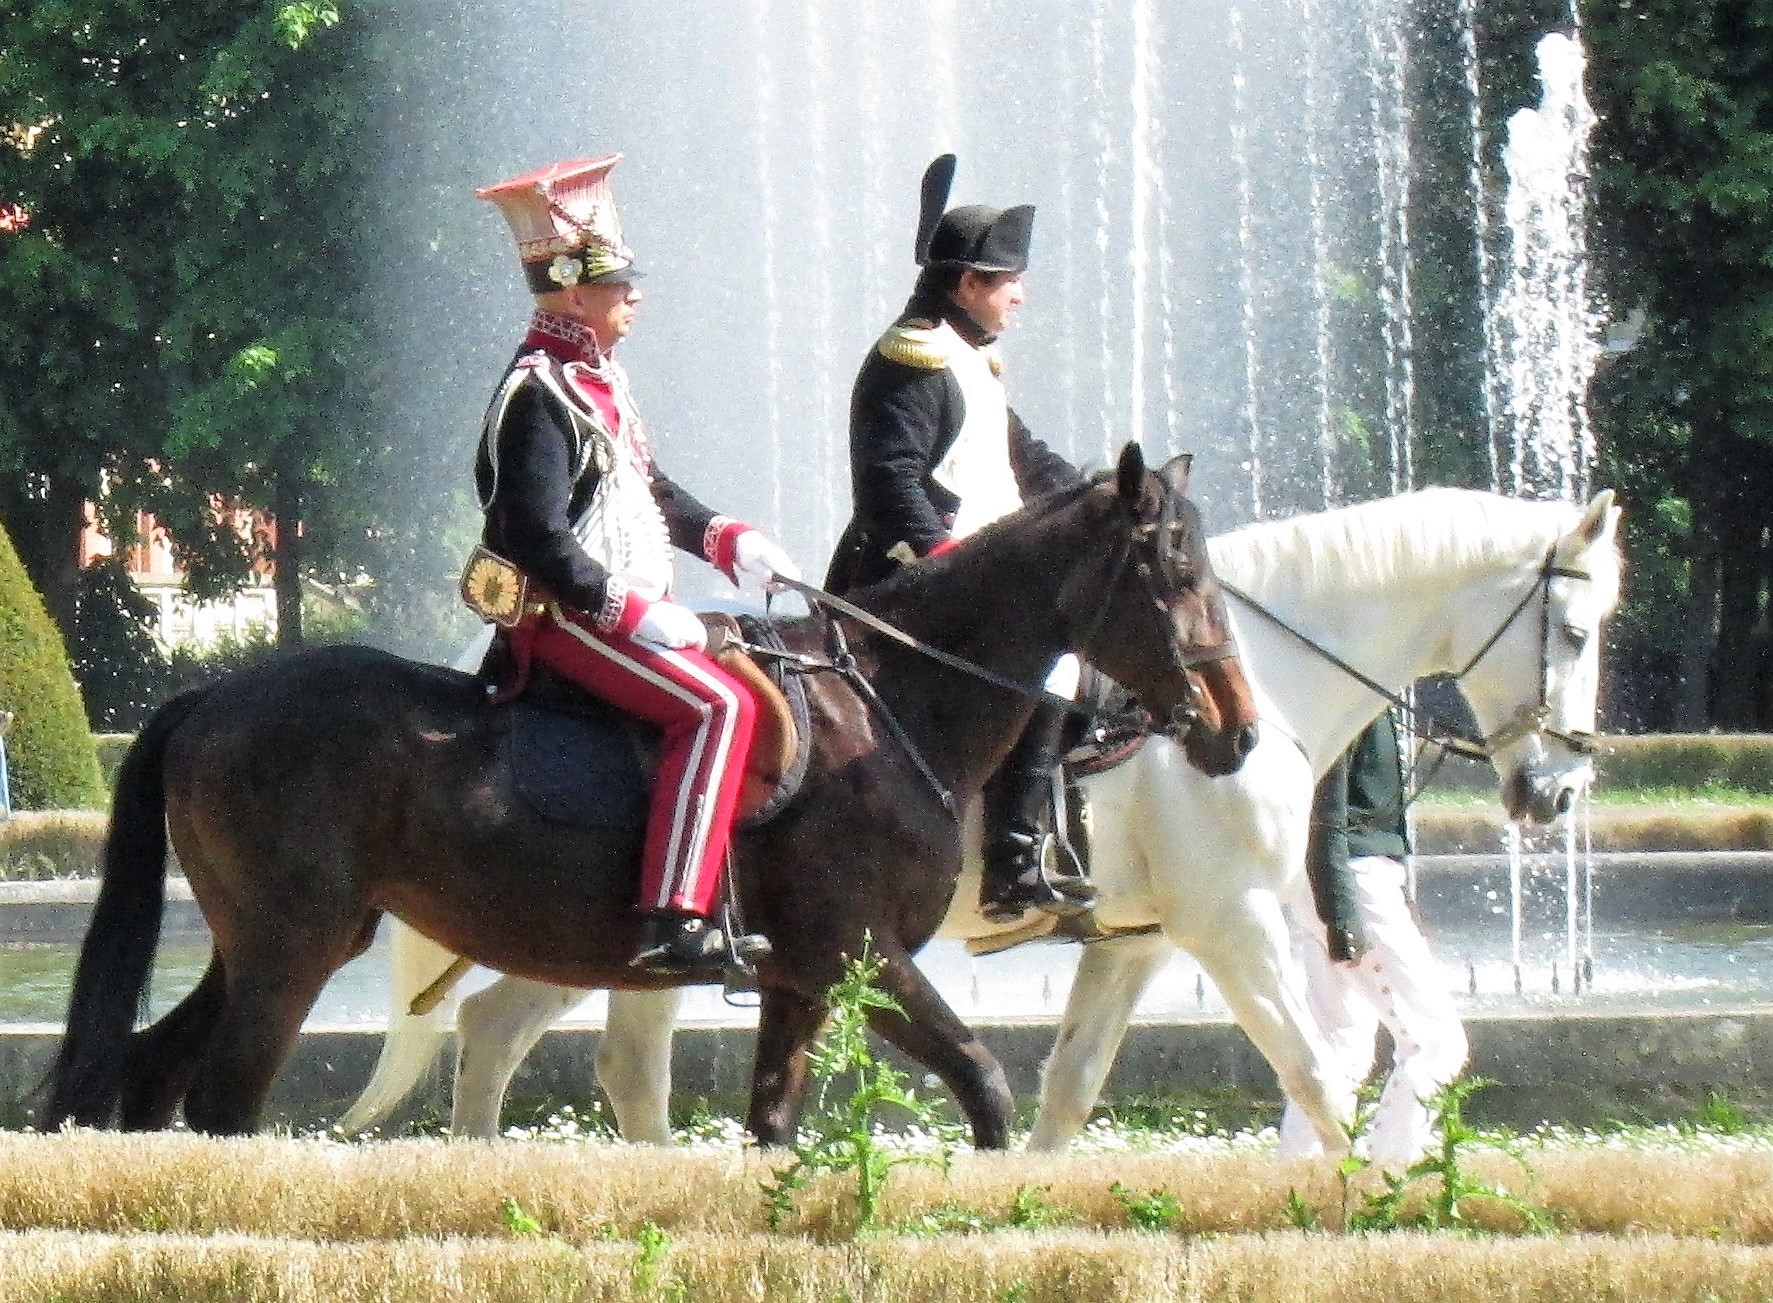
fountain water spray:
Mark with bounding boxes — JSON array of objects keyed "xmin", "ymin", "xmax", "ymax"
[
  {"xmin": 1364, "ymin": 0, "xmax": 1416, "ymax": 496},
  {"xmin": 1485, "ymin": 29, "xmax": 1603, "ymax": 996},
  {"xmin": 1493, "ymin": 31, "xmax": 1601, "ymax": 502}
]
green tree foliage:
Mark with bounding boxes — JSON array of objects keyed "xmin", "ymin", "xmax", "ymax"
[
  {"xmin": 0, "ymin": 519, "xmax": 104, "ymax": 809},
  {"xmin": 72, "ymin": 556, "xmax": 172, "ymax": 733},
  {"xmin": 1586, "ymin": 0, "xmax": 1773, "ymax": 727},
  {"xmin": 0, "ymin": 2, "xmax": 382, "ymax": 653}
]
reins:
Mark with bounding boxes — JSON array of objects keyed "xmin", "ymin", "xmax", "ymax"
[
  {"xmin": 729, "ymin": 502, "xmax": 1229, "ymax": 820},
  {"xmin": 1218, "ymin": 545, "xmax": 1598, "ymax": 765},
  {"xmin": 770, "ymin": 576, "xmax": 1086, "ymax": 712}
]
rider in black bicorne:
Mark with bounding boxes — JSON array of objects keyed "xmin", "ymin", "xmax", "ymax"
[{"xmin": 827, "ymin": 154, "xmax": 1089, "ymax": 925}]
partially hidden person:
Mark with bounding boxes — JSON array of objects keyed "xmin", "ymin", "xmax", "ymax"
[
  {"xmin": 827, "ymin": 153, "xmax": 1089, "ymax": 925},
  {"xmin": 1278, "ymin": 709, "xmax": 1470, "ymax": 1166}
]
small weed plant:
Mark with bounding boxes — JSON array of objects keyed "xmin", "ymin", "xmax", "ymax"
[
  {"xmin": 1112, "ymin": 1180, "xmax": 1182, "ymax": 1232},
  {"xmin": 1291, "ymin": 1078, "xmax": 1551, "ymax": 1234},
  {"xmin": 633, "ymin": 1220, "xmax": 688, "ymax": 1302},
  {"xmin": 762, "ymin": 935, "xmax": 956, "ymax": 1234},
  {"xmin": 899, "ymin": 1184, "xmax": 1072, "ymax": 1237},
  {"xmin": 1691, "ymin": 1091, "xmax": 1747, "ymax": 1136},
  {"xmin": 498, "ymin": 1196, "xmax": 545, "ymax": 1236}
]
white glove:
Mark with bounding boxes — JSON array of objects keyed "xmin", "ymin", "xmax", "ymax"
[
  {"xmin": 733, "ymin": 530, "xmax": 802, "ymax": 588},
  {"xmin": 632, "ymin": 600, "xmax": 708, "ymax": 652}
]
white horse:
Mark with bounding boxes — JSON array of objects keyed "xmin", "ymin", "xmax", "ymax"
[{"xmin": 339, "ymin": 487, "xmax": 1620, "ymax": 1148}]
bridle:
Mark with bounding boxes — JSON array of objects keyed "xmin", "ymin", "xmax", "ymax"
[
  {"xmin": 1071, "ymin": 498, "xmax": 1240, "ymax": 737},
  {"xmin": 1220, "ymin": 544, "xmax": 1598, "ymax": 765}
]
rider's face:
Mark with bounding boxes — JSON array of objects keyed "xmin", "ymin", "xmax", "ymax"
[
  {"xmin": 954, "ymin": 269, "xmax": 1026, "ymax": 336},
  {"xmin": 558, "ymin": 280, "xmax": 642, "ymax": 353}
]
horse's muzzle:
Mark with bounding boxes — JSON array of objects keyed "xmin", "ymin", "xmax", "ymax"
[
  {"xmin": 1503, "ymin": 758, "xmax": 1592, "ymax": 825},
  {"xmin": 1179, "ymin": 717, "xmax": 1260, "ymax": 777},
  {"xmin": 1171, "ymin": 653, "xmax": 1261, "ymax": 777}
]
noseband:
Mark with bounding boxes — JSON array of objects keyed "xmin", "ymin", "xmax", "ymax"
[{"xmin": 1221, "ymin": 545, "xmax": 1597, "ymax": 764}]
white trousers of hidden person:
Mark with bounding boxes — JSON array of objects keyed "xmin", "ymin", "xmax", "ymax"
[{"xmin": 1276, "ymin": 854, "xmax": 1469, "ymax": 1167}]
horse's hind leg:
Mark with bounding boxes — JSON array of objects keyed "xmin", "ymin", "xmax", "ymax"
[
  {"xmin": 452, "ymin": 976, "xmax": 587, "ymax": 1139},
  {"xmin": 182, "ymin": 942, "xmax": 343, "ymax": 1136},
  {"xmin": 595, "ymin": 987, "xmax": 683, "ymax": 1144},
  {"xmin": 1027, "ymin": 931, "xmax": 1170, "ymax": 1151},
  {"xmin": 859, "ymin": 951, "xmax": 1015, "ymax": 1150},
  {"xmin": 119, "ymin": 957, "xmax": 227, "ymax": 1130}
]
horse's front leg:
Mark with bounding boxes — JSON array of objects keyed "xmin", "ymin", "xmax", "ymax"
[
  {"xmin": 1183, "ymin": 892, "xmax": 1355, "ymax": 1155},
  {"xmin": 749, "ymin": 984, "xmax": 828, "ymax": 1146},
  {"xmin": 864, "ymin": 951, "xmax": 1015, "ymax": 1150},
  {"xmin": 1028, "ymin": 931, "xmax": 1170, "ymax": 1150}
]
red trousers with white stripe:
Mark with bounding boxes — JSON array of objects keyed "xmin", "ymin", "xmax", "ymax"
[{"xmin": 527, "ymin": 604, "xmax": 756, "ymax": 916}]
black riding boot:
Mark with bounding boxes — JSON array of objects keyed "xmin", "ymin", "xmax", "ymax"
[
  {"xmin": 980, "ymin": 700, "xmax": 1095, "ymax": 924},
  {"xmin": 630, "ymin": 910, "xmax": 771, "ymax": 979}
]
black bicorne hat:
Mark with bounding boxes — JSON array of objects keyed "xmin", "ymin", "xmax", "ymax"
[{"xmin": 914, "ymin": 154, "xmax": 1035, "ymax": 274}]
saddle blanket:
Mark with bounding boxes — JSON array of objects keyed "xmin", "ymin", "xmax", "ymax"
[
  {"xmin": 506, "ymin": 701, "xmax": 654, "ymax": 829},
  {"xmin": 498, "ymin": 614, "xmax": 809, "ymax": 830}
]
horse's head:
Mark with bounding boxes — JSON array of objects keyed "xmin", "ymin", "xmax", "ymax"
[
  {"xmin": 1453, "ymin": 489, "xmax": 1622, "ymax": 825},
  {"xmin": 1063, "ymin": 444, "xmax": 1259, "ymax": 776}
]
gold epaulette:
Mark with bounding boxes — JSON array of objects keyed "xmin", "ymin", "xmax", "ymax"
[{"xmin": 876, "ymin": 320, "xmax": 951, "ymax": 371}]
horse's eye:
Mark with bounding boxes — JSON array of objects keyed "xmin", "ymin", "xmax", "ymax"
[{"xmin": 1561, "ymin": 622, "xmax": 1589, "ymax": 651}]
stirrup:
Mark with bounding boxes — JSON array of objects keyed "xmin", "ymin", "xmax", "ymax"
[
  {"xmin": 980, "ymin": 833, "xmax": 1093, "ymax": 924},
  {"xmin": 631, "ymin": 914, "xmax": 768, "ymax": 980}
]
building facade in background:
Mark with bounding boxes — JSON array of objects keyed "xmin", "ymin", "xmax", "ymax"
[{"xmin": 80, "ymin": 503, "xmax": 277, "ymax": 650}]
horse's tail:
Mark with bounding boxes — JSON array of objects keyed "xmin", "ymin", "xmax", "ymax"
[
  {"xmin": 335, "ymin": 918, "xmax": 459, "ymax": 1133},
  {"xmin": 43, "ymin": 686, "xmax": 209, "ymax": 1128}
]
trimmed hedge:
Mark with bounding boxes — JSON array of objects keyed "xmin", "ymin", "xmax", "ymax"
[
  {"xmin": 1597, "ymin": 734, "xmax": 1773, "ymax": 793},
  {"xmin": 0, "ymin": 522, "xmax": 103, "ymax": 809},
  {"xmin": 0, "ymin": 809, "xmax": 106, "ymax": 878},
  {"xmin": 93, "ymin": 733, "xmax": 131, "ymax": 789},
  {"xmin": 1413, "ymin": 805, "xmax": 1773, "ymax": 854}
]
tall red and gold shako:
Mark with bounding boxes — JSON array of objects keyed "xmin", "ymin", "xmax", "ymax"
[{"xmin": 476, "ymin": 153, "xmax": 643, "ymax": 293}]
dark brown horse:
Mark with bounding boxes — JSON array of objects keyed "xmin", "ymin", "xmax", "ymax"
[{"xmin": 45, "ymin": 444, "xmax": 1257, "ymax": 1147}]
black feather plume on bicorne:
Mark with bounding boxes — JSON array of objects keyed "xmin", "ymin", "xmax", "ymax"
[{"xmin": 914, "ymin": 154, "xmax": 957, "ymax": 266}]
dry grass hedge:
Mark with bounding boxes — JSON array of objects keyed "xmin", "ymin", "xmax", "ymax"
[
  {"xmin": 6, "ymin": 1227, "xmax": 1773, "ymax": 1303},
  {"xmin": 2, "ymin": 800, "xmax": 1767, "ymax": 882},
  {"xmin": 4, "ymin": 1132, "xmax": 1773, "ymax": 1301},
  {"xmin": 10, "ymin": 1134, "xmax": 1773, "ymax": 1245},
  {"xmin": 0, "ymin": 808, "xmax": 107, "ymax": 879},
  {"xmin": 3, "ymin": 734, "xmax": 1767, "ymax": 881}
]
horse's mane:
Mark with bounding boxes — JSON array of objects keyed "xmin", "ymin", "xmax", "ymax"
[{"xmin": 1208, "ymin": 488, "xmax": 1589, "ymax": 600}]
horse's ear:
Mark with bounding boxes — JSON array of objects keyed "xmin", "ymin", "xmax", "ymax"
[
  {"xmin": 1574, "ymin": 487, "xmax": 1618, "ymax": 545},
  {"xmin": 1115, "ymin": 442, "xmax": 1148, "ymax": 507},
  {"xmin": 1156, "ymin": 452, "xmax": 1194, "ymax": 496}
]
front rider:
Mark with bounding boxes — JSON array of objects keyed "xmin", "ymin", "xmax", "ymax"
[
  {"xmin": 470, "ymin": 154, "xmax": 801, "ymax": 977},
  {"xmin": 826, "ymin": 154, "xmax": 1086, "ymax": 926}
]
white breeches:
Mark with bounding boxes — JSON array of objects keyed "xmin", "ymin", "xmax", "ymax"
[{"xmin": 1277, "ymin": 855, "xmax": 1468, "ymax": 1167}]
